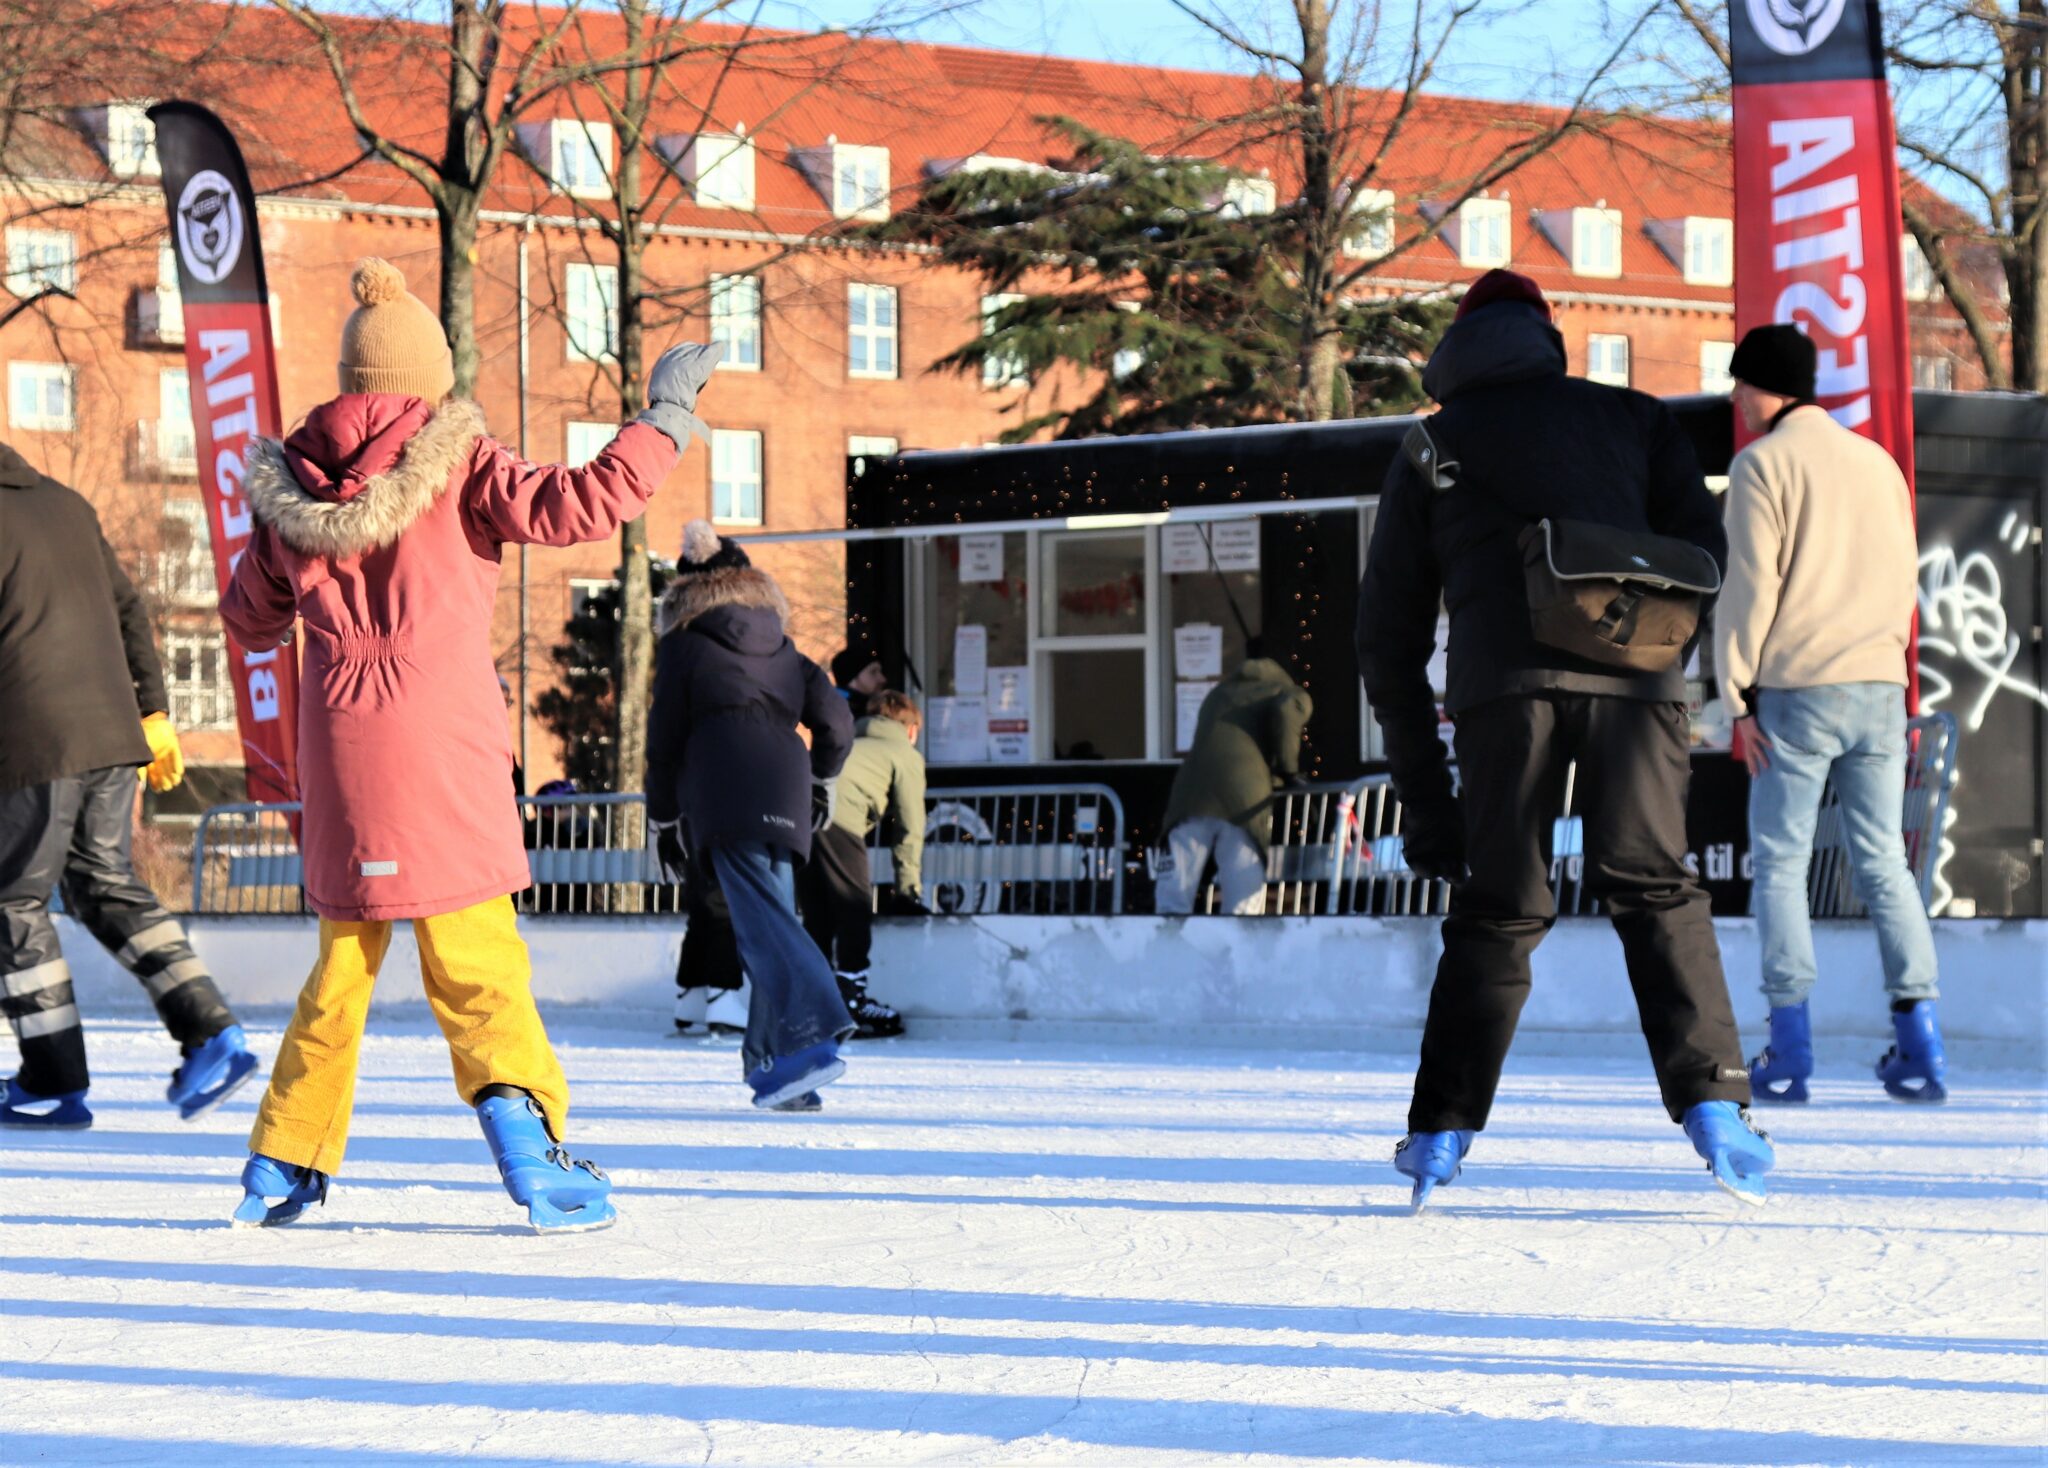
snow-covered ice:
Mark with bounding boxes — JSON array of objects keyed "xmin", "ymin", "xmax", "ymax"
[{"xmin": 1, "ymin": 1014, "xmax": 2041, "ymax": 1466}]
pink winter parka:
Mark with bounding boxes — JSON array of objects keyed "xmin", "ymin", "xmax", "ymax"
[{"xmin": 221, "ymin": 394, "xmax": 680, "ymax": 921}]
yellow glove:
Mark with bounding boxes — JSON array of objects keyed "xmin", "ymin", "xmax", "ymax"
[{"xmin": 140, "ymin": 713, "xmax": 185, "ymax": 793}]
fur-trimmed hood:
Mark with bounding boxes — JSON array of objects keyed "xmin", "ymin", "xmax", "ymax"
[
  {"xmin": 245, "ymin": 397, "xmax": 486, "ymax": 558},
  {"xmin": 657, "ymin": 564, "xmax": 789, "ymax": 639}
]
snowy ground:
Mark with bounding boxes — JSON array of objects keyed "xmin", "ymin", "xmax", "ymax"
[{"xmin": 1, "ymin": 1014, "xmax": 2042, "ymax": 1467}]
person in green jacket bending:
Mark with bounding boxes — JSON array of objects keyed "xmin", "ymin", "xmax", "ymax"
[
  {"xmin": 1156, "ymin": 650, "xmax": 1312, "ymax": 915},
  {"xmin": 800, "ymin": 690, "xmax": 924, "ymax": 1036}
]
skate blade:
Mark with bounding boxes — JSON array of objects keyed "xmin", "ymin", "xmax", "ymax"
[
  {"xmin": 1881, "ymin": 1076, "xmax": 1948, "ymax": 1104},
  {"xmin": 0, "ymin": 1115, "xmax": 93, "ymax": 1130},
  {"xmin": 1707, "ymin": 1159, "xmax": 1768, "ymax": 1208},
  {"xmin": 1407, "ymin": 1176, "xmax": 1444, "ymax": 1215},
  {"xmin": 528, "ymin": 1197, "xmax": 616, "ymax": 1234},
  {"xmin": 176, "ymin": 1054, "xmax": 260, "ymax": 1122},
  {"xmin": 231, "ymin": 1197, "xmax": 310, "ymax": 1228},
  {"xmin": 752, "ymin": 1058, "xmax": 847, "ymax": 1111},
  {"xmin": 1751, "ymin": 1077, "xmax": 1810, "ymax": 1104}
]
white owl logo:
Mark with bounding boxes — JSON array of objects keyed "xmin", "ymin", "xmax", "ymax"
[{"xmin": 1746, "ymin": 0, "xmax": 1850, "ymax": 56}]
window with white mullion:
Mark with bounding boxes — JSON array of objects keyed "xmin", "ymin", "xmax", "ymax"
[
  {"xmin": 711, "ymin": 428, "xmax": 763, "ymax": 526},
  {"xmin": 709, "ymin": 274, "xmax": 762, "ymax": 370},
  {"xmin": 565, "ymin": 262, "xmax": 619, "ymax": 362},
  {"xmin": 847, "ymin": 282, "xmax": 898, "ymax": 379}
]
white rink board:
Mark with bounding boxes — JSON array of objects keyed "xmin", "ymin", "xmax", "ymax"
[{"xmin": 0, "ymin": 1019, "xmax": 2039, "ymax": 1466}]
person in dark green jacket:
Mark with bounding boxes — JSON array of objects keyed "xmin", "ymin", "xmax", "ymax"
[
  {"xmin": 1156, "ymin": 652, "xmax": 1312, "ymax": 915},
  {"xmin": 800, "ymin": 690, "xmax": 925, "ymax": 1037}
]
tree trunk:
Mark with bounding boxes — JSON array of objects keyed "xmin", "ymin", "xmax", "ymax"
[
  {"xmin": 439, "ymin": 1, "xmax": 492, "ymax": 398},
  {"xmin": 1292, "ymin": 0, "xmax": 1339, "ymax": 420},
  {"xmin": 2007, "ymin": 1, "xmax": 2048, "ymax": 392},
  {"xmin": 437, "ymin": 191, "xmax": 482, "ymax": 398}
]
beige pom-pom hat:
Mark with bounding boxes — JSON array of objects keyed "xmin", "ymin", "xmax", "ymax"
[{"xmin": 338, "ymin": 257, "xmax": 455, "ymax": 402}]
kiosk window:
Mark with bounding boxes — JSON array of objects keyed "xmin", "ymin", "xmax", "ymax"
[
  {"xmin": 1048, "ymin": 649, "xmax": 1147, "ymax": 760},
  {"xmin": 1041, "ymin": 531, "xmax": 1145, "ymax": 637}
]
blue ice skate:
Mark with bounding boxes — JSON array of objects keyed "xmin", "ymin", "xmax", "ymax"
[
  {"xmin": 1876, "ymin": 1000, "xmax": 1948, "ymax": 1104},
  {"xmin": 1393, "ymin": 1129, "xmax": 1473, "ymax": 1214},
  {"xmin": 1749, "ymin": 1002, "xmax": 1813, "ymax": 1104},
  {"xmin": 771, "ymin": 1090, "xmax": 823, "ymax": 1113},
  {"xmin": 0, "ymin": 1075, "xmax": 92, "ymax": 1130},
  {"xmin": 748, "ymin": 1041, "xmax": 845, "ymax": 1111},
  {"xmin": 168, "ymin": 1024, "xmax": 259, "ymax": 1121},
  {"xmin": 476, "ymin": 1088, "xmax": 615, "ymax": 1233},
  {"xmin": 232, "ymin": 1153, "xmax": 328, "ymax": 1228},
  {"xmin": 1683, "ymin": 1101, "xmax": 1774, "ymax": 1207}
]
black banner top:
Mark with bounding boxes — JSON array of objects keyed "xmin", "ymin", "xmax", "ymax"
[
  {"xmin": 146, "ymin": 101, "xmax": 271, "ymax": 306},
  {"xmin": 1729, "ymin": 0, "xmax": 1885, "ymax": 86}
]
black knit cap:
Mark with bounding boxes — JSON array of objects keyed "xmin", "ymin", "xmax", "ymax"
[
  {"xmin": 675, "ymin": 517, "xmax": 751, "ymax": 576},
  {"xmin": 831, "ymin": 645, "xmax": 879, "ymax": 687},
  {"xmin": 1729, "ymin": 324, "xmax": 1818, "ymax": 400}
]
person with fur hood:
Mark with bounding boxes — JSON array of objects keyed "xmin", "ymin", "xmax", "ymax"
[
  {"xmin": 647, "ymin": 521, "xmax": 856, "ymax": 1110},
  {"xmin": 218, "ymin": 257, "xmax": 720, "ymax": 1231}
]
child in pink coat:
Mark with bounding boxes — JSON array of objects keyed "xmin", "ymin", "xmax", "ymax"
[{"xmin": 220, "ymin": 257, "xmax": 718, "ymax": 1231}]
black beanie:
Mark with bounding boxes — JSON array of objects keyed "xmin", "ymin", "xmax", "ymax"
[
  {"xmin": 1729, "ymin": 324, "xmax": 1818, "ymax": 400},
  {"xmin": 831, "ymin": 645, "xmax": 879, "ymax": 688},
  {"xmin": 675, "ymin": 517, "xmax": 751, "ymax": 576}
]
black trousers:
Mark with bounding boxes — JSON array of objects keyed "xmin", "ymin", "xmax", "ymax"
[
  {"xmin": 0, "ymin": 766, "xmax": 235, "ymax": 1095},
  {"xmin": 1410, "ymin": 695, "xmax": 1750, "ymax": 1131},
  {"xmin": 799, "ymin": 824, "xmax": 873, "ymax": 976},
  {"xmin": 675, "ymin": 857, "xmax": 744, "ymax": 994}
]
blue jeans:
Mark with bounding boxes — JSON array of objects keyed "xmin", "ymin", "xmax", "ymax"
[
  {"xmin": 711, "ymin": 842, "xmax": 853, "ymax": 1075},
  {"xmin": 1749, "ymin": 684, "xmax": 1939, "ymax": 1008}
]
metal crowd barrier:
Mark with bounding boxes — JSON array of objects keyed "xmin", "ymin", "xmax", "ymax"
[
  {"xmin": 191, "ymin": 794, "xmax": 687, "ymax": 916},
  {"xmin": 871, "ymin": 783, "xmax": 1127, "ymax": 915}
]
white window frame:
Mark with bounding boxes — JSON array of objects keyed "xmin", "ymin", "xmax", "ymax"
[
  {"xmin": 1682, "ymin": 217, "xmax": 1734, "ymax": 287},
  {"xmin": 1913, "ymin": 353, "xmax": 1954, "ymax": 390},
  {"xmin": 1699, "ymin": 340, "xmax": 1736, "ymax": 394},
  {"xmin": 709, "ymin": 273, "xmax": 762, "ymax": 371},
  {"xmin": 8, "ymin": 361, "xmax": 74, "ymax": 431},
  {"xmin": 688, "ymin": 133, "xmax": 755, "ymax": 210},
  {"xmin": 1457, "ymin": 197, "xmax": 1512, "ymax": 268},
  {"xmin": 1571, "ymin": 207, "xmax": 1623, "ymax": 278},
  {"xmin": 565, "ymin": 261, "xmax": 619, "ymax": 363},
  {"xmin": 157, "ymin": 497, "xmax": 214, "ymax": 603},
  {"xmin": 711, "ymin": 428, "xmax": 764, "ymax": 526},
  {"xmin": 550, "ymin": 120, "xmax": 614, "ymax": 200},
  {"xmin": 5, "ymin": 227, "xmax": 77, "ymax": 297},
  {"xmin": 981, "ymin": 292, "xmax": 1028, "ymax": 390},
  {"xmin": 1221, "ymin": 176, "xmax": 1277, "ymax": 219},
  {"xmin": 157, "ymin": 367, "xmax": 196, "ymax": 476},
  {"xmin": 1342, "ymin": 189, "xmax": 1395, "ymax": 259},
  {"xmin": 1902, "ymin": 234, "xmax": 1940, "ymax": 303},
  {"xmin": 163, "ymin": 628, "xmax": 236, "ymax": 730},
  {"xmin": 105, "ymin": 103, "xmax": 159, "ymax": 178},
  {"xmin": 848, "ymin": 434, "xmax": 899, "ymax": 461},
  {"xmin": 565, "ymin": 420, "xmax": 615, "ymax": 467},
  {"xmin": 1586, "ymin": 333, "xmax": 1631, "ymax": 387},
  {"xmin": 847, "ymin": 282, "xmax": 899, "ymax": 380},
  {"xmin": 832, "ymin": 144, "xmax": 891, "ymax": 221}
]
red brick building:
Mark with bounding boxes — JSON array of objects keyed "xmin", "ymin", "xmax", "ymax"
[{"xmin": 0, "ymin": 6, "xmax": 1994, "ymax": 789}]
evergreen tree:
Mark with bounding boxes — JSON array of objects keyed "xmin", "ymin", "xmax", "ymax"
[
  {"xmin": 864, "ymin": 119, "xmax": 1451, "ymax": 440},
  {"xmin": 534, "ymin": 560, "xmax": 672, "ymax": 790}
]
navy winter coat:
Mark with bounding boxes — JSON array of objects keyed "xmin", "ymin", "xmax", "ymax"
[{"xmin": 646, "ymin": 565, "xmax": 853, "ymax": 863}]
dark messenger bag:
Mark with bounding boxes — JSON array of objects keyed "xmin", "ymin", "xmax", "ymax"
[
  {"xmin": 1517, "ymin": 517, "xmax": 1720, "ymax": 673},
  {"xmin": 1400, "ymin": 421, "xmax": 1720, "ymax": 675}
]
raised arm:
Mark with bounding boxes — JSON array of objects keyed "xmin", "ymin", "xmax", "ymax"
[{"xmin": 219, "ymin": 521, "xmax": 298, "ymax": 653}]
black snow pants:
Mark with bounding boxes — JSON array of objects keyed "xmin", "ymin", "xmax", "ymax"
[
  {"xmin": 675, "ymin": 855, "xmax": 744, "ymax": 995},
  {"xmin": 799, "ymin": 824, "xmax": 874, "ymax": 976},
  {"xmin": 1409, "ymin": 694, "xmax": 1751, "ymax": 1131},
  {"xmin": 0, "ymin": 766, "xmax": 236, "ymax": 1096}
]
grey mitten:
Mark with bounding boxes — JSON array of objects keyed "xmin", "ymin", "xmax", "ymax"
[{"xmin": 636, "ymin": 341, "xmax": 724, "ymax": 448}]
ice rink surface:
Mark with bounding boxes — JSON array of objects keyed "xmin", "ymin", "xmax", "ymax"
[{"xmin": 1, "ymin": 1015, "xmax": 2041, "ymax": 1467}]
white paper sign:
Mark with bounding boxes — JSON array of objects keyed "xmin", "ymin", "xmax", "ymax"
[
  {"xmin": 1208, "ymin": 520, "xmax": 1259, "ymax": 572},
  {"xmin": 926, "ymin": 696, "xmax": 989, "ymax": 763},
  {"xmin": 959, "ymin": 533, "xmax": 1004, "ymax": 583},
  {"xmin": 1162, "ymin": 523, "xmax": 1210, "ymax": 576},
  {"xmin": 1174, "ymin": 623, "xmax": 1224, "ymax": 680},
  {"xmin": 952, "ymin": 624, "xmax": 988, "ymax": 696},
  {"xmin": 989, "ymin": 731, "xmax": 1031, "ymax": 763},
  {"xmin": 986, "ymin": 665, "xmax": 1030, "ymax": 724},
  {"xmin": 1175, "ymin": 680, "xmax": 1217, "ymax": 753}
]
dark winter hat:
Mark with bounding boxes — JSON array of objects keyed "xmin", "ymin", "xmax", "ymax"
[
  {"xmin": 1729, "ymin": 324, "xmax": 1818, "ymax": 400},
  {"xmin": 831, "ymin": 645, "xmax": 880, "ymax": 687},
  {"xmin": 1455, "ymin": 268, "xmax": 1550, "ymax": 322},
  {"xmin": 675, "ymin": 518, "xmax": 751, "ymax": 577}
]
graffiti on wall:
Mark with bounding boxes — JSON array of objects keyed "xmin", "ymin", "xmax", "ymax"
[{"xmin": 1916, "ymin": 516, "xmax": 2048, "ymax": 734}]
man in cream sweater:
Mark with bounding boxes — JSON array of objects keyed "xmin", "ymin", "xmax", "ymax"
[{"xmin": 1715, "ymin": 323, "xmax": 1946, "ymax": 1105}]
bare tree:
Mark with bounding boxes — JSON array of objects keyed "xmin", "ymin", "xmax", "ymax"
[{"xmin": 1158, "ymin": 0, "xmax": 1653, "ymax": 419}]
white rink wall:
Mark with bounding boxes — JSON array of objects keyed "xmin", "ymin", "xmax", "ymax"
[{"xmin": 57, "ymin": 913, "xmax": 2048, "ymax": 1064}]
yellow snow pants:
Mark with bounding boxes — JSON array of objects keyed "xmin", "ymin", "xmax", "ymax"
[{"xmin": 248, "ymin": 896, "xmax": 569, "ymax": 1175}]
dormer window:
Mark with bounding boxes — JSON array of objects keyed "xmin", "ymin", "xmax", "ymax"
[
  {"xmin": 1902, "ymin": 234, "xmax": 1939, "ymax": 302},
  {"xmin": 105, "ymin": 103, "xmax": 158, "ymax": 178},
  {"xmin": 1342, "ymin": 189, "xmax": 1396, "ymax": 259},
  {"xmin": 1650, "ymin": 216, "xmax": 1734, "ymax": 286},
  {"xmin": 665, "ymin": 131, "xmax": 755, "ymax": 210},
  {"xmin": 1221, "ymin": 176, "xmax": 1277, "ymax": 219},
  {"xmin": 1435, "ymin": 196, "xmax": 1511, "ymax": 267},
  {"xmin": 519, "ymin": 120, "xmax": 614, "ymax": 200},
  {"xmin": 1568, "ymin": 206, "xmax": 1622, "ymax": 277},
  {"xmin": 833, "ymin": 144, "xmax": 890, "ymax": 220}
]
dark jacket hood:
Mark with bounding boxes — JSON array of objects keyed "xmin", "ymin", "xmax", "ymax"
[
  {"xmin": 689, "ymin": 603, "xmax": 787, "ymax": 657},
  {"xmin": 1421, "ymin": 302, "xmax": 1568, "ymax": 403},
  {"xmin": 657, "ymin": 563, "xmax": 791, "ymax": 639},
  {"xmin": 0, "ymin": 441, "xmax": 45, "ymax": 489}
]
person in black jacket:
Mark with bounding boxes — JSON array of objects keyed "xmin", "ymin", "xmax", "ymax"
[
  {"xmin": 1357, "ymin": 271, "xmax": 1773, "ymax": 1208},
  {"xmin": 647, "ymin": 520, "xmax": 855, "ymax": 1109},
  {"xmin": 0, "ymin": 442, "xmax": 256, "ymax": 1129}
]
